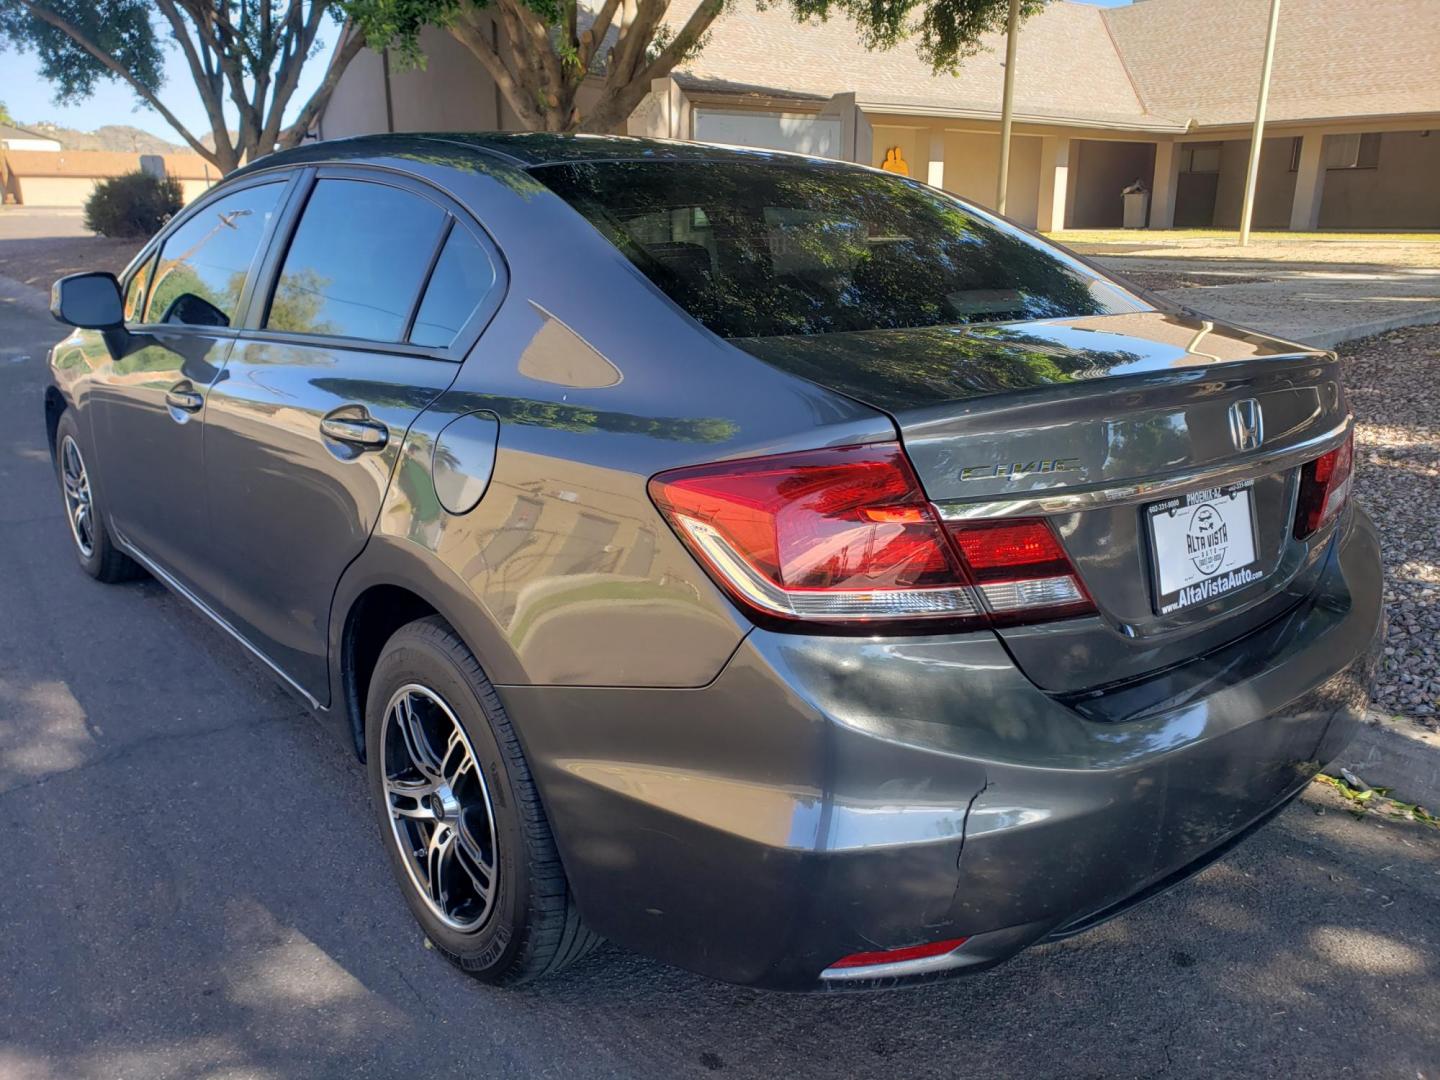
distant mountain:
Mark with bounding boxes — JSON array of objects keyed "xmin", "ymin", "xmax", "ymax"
[{"xmin": 25, "ymin": 123, "xmax": 184, "ymax": 154}]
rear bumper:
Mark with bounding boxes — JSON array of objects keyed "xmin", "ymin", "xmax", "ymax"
[{"xmin": 501, "ymin": 508, "xmax": 1384, "ymax": 990}]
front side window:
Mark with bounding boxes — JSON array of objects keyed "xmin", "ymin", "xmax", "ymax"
[
  {"xmin": 266, "ymin": 179, "xmax": 446, "ymax": 341},
  {"xmin": 408, "ymin": 226, "xmax": 499, "ymax": 348},
  {"xmin": 123, "ymin": 252, "xmax": 157, "ymax": 323},
  {"xmin": 534, "ymin": 159, "xmax": 1145, "ymax": 339},
  {"xmin": 144, "ymin": 183, "xmax": 282, "ymax": 327}
]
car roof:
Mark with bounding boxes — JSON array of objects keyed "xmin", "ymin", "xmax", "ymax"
[{"xmin": 230, "ymin": 131, "xmax": 860, "ymax": 179}]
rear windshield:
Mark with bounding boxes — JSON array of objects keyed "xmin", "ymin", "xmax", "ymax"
[{"xmin": 533, "ymin": 158, "xmax": 1146, "ymax": 339}]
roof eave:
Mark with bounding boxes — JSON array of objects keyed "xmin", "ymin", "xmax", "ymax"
[{"xmin": 852, "ymin": 98, "xmax": 1191, "ymax": 133}]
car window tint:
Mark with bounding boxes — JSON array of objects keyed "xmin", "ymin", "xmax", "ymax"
[
  {"xmin": 533, "ymin": 160, "xmax": 1147, "ymax": 339},
  {"xmin": 409, "ymin": 226, "xmax": 498, "ymax": 347},
  {"xmin": 123, "ymin": 252, "xmax": 157, "ymax": 323},
  {"xmin": 143, "ymin": 183, "xmax": 282, "ymax": 327},
  {"xmin": 267, "ymin": 179, "xmax": 445, "ymax": 341}
]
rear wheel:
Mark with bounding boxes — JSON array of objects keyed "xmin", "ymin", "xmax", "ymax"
[
  {"xmin": 365, "ymin": 616, "xmax": 600, "ymax": 984},
  {"xmin": 53, "ymin": 410, "xmax": 142, "ymax": 583}
]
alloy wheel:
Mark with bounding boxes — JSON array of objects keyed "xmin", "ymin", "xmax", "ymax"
[
  {"xmin": 59, "ymin": 434, "xmax": 95, "ymax": 559},
  {"xmin": 381, "ymin": 683, "xmax": 499, "ymax": 931}
]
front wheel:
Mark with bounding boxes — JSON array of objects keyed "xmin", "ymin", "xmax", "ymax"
[
  {"xmin": 53, "ymin": 409, "xmax": 143, "ymax": 583},
  {"xmin": 365, "ymin": 616, "xmax": 600, "ymax": 984}
]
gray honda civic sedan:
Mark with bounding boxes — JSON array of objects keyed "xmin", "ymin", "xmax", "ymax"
[{"xmin": 45, "ymin": 133, "xmax": 1382, "ymax": 990}]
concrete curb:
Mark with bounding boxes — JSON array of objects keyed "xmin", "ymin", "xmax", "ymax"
[
  {"xmin": 1299, "ymin": 308, "xmax": 1440, "ymax": 350},
  {"xmin": 1326, "ymin": 712, "xmax": 1440, "ymax": 809}
]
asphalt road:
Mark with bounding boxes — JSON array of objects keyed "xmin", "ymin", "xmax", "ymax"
[{"xmin": 1, "ymin": 277, "xmax": 1438, "ymax": 1080}]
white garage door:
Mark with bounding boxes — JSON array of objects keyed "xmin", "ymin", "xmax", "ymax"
[{"xmin": 693, "ymin": 109, "xmax": 842, "ymax": 159}]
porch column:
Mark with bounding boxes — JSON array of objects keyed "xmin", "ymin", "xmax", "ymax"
[
  {"xmin": 1289, "ymin": 132, "xmax": 1326, "ymax": 231},
  {"xmin": 1035, "ymin": 135, "xmax": 1070, "ymax": 232},
  {"xmin": 927, "ymin": 129, "xmax": 946, "ymax": 189},
  {"xmin": 1149, "ymin": 140, "xmax": 1180, "ymax": 229}
]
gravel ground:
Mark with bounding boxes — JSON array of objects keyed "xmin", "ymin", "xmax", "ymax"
[{"xmin": 1341, "ymin": 323, "xmax": 1440, "ymax": 728}]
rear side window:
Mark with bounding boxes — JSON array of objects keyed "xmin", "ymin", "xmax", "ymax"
[
  {"xmin": 144, "ymin": 183, "xmax": 282, "ymax": 327},
  {"xmin": 408, "ymin": 226, "xmax": 499, "ymax": 348},
  {"xmin": 533, "ymin": 160, "xmax": 1146, "ymax": 339},
  {"xmin": 267, "ymin": 179, "xmax": 446, "ymax": 341}
]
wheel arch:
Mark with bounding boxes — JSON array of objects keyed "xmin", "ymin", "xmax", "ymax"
[
  {"xmin": 331, "ymin": 535, "xmax": 526, "ymax": 759},
  {"xmin": 44, "ymin": 386, "xmax": 68, "ymax": 462}
]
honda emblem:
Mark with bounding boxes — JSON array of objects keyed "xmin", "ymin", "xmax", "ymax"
[{"xmin": 1228, "ymin": 399, "xmax": 1264, "ymax": 453}]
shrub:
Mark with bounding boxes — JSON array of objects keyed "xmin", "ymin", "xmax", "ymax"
[{"xmin": 84, "ymin": 171, "xmax": 184, "ymax": 238}]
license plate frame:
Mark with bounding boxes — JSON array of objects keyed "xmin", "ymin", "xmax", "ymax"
[{"xmin": 1145, "ymin": 480, "xmax": 1263, "ymax": 615}]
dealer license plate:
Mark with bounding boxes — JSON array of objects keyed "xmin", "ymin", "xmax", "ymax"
[{"xmin": 1146, "ymin": 481, "xmax": 1263, "ymax": 615}]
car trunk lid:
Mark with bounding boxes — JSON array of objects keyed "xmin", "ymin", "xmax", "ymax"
[{"xmin": 734, "ymin": 312, "xmax": 1351, "ymax": 692}]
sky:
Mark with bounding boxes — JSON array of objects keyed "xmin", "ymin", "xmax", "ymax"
[
  {"xmin": 0, "ymin": 1, "xmax": 1130, "ymax": 143},
  {"xmin": 0, "ymin": 17, "xmax": 343, "ymax": 143}
]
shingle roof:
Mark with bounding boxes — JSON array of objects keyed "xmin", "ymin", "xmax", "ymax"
[
  {"xmin": 0, "ymin": 122, "xmax": 59, "ymax": 143},
  {"xmin": 664, "ymin": 0, "xmax": 1440, "ymax": 131},
  {"xmin": 669, "ymin": 0, "xmax": 1171, "ymax": 129},
  {"xmin": 1104, "ymin": 0, "xmax": 1440, "ymax": 128}
]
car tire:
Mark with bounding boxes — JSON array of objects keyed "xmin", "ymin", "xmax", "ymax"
[
  {"xmin": 53, "ymin": 409, "xmax": 144, "ymax": 584},
  {"xmin": 365, "ymin": 615, "xmax": 601, "ymax": 985}
]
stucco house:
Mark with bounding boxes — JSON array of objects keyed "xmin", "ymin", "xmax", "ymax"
[{"xmin": 315, "ymin": 0, "xmax": 1440, "ymax": 231}]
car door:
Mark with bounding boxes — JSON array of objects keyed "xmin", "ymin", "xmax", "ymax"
[
  {"xmin": 88, "ymin": 177, "xmax": 293, "ymax": 599},
  {"xmin": 203, "ymin": 168, "xmax": 505, "ymax": 699}
]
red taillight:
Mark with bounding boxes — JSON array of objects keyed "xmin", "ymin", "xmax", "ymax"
[
  {"xmin": 947, "ymin": 518, "xmax": 1094, "ymax": 622},
  {"xmin": 1293, "ymin": 433, "xmax": 1354, "ymax": 540},
  {"xmin": 649, "ymin": 443, "xmax": 1094, "ymax": 627},
  {"xmin": 828, "ymin": 937, "xmax": 969, "ymax": 970}
]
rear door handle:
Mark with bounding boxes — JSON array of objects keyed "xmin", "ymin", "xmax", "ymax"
[
  {"xmin": 320, "ymin": 415, "xmax": 389, "ymax": 450},
  {"xmin": 165, "ymin": 383, "xmax": 204, "ymax": 414}
]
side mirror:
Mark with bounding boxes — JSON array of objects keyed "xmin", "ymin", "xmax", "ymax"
[{"xmin": 51, "ymin": 272, "xmax": 124, "ymax": 330}]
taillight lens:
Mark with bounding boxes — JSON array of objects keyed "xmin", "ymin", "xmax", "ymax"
[
  {"xmin": 649, "ymin": 443, "xmax": 1094, "ymax": 628},
  {"xmin": 948, "ymin": 518, "xmax": 1093, "ymax": 622},
  {"xmin": 1293, "ymin": 433, "xmax": 1354, "ymax": 540}
]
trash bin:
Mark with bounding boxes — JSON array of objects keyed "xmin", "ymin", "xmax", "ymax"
[{"xmin": 1122, "ymin": 178, "xmax": 1151, "ymax": 229}]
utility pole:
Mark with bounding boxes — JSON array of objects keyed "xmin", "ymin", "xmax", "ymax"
[
  {"xmin": 1238, "ymin": 0, "xmax": 1282, "ymax": 246},
  {"xmin": 995, "ymin": 0, "xmax": 1021, "ymax": 215}
]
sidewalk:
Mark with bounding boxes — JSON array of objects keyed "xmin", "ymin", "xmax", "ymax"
[{"xmin": 1096, "ymin": 256, "xmax": 1440, "ymax": 348}]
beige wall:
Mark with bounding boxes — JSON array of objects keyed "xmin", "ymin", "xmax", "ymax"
[
  {"xmin": 1067, "ymin": 140, "xmax": 1155, "ymax": 228},
  {"xmin": 1319, "ymin": 130, "xmax": 1440, "ymax": 230},
  {"xmin": 1211, "ymin": 137, "xmax": 1296, "ymax": 229},
  {"xmin": 869, "ymin": 126, "xmax": 1041, "ymax": 227},
  {"xmin": 870, "ymin": 124, "xmax": 924, "ymax": 180},
  {"xmin": 13, "ymin": 176, "xmax": 101, "ymax": 207},
  {"xmin": 321, "ymin": 23, "xmax": 520, "ymax": 139},
  {"xmin": 13, "ymin": 174, "xmax": 214, "ymax": 208}
]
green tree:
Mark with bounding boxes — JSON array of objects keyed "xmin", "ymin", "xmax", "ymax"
[
  {"xmin": 0, "ymin": 1, "xmax": 366, "ymax": 172},
  {"xmin": 341, "ymin": 0, "xmax": 1042, "ymax": 134},
  {"xmin": 0, "ymin": 99, "xmax": 13, "ymax": 124}
]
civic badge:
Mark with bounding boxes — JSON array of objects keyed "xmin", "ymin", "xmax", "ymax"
[{"xmin": 1228, "ymin": 399, "xmax": 1264, "ymax": 453}]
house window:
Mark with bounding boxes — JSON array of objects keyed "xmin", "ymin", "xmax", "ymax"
[
  {"xmin": 1179, "ymin": 143, "xmax": 1221, "ymax": 173},
  {"xmin": 1324, "ymin": 133, "xmax": 1381, "ymax": 170}
]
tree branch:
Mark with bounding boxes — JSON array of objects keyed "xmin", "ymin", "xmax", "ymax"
[
  {"xmin": 278, "ymin": 20, "xmax": 366, "ymax": 147},
  {"xmin": 16, "ymin": 0, "xmax": 223, "ymax": 167},
  {"xmin": 452, "ymin": 7, "xmax": 546, "ymax": 130},
  {"xmin": 584, "ymin": 0, "xmax": 724, "ymax": 133},
  {"xmin": 154, "ymin": 0, "xmax": 234, "ymax": 164},
  {"xmin": 578, "ymin": 0, "xmax": 622, "ymax": 71}
]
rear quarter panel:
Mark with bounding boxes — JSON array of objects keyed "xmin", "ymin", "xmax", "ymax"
[{"xmin": 348, "ymin": 155, "xmax": 896, "ymax": 689}]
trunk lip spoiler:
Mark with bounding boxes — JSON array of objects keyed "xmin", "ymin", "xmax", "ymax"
[{"xmin": 933, "ymin": 416, "xmax": 1353, "ymax": 521}]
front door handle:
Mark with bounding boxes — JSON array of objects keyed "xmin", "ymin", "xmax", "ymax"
[
  {"xmin": 165, "ymin": 383, "xmax": 204, "ymax": 413},
  {"xmin": 320, "ymin": 415, "xmax": 389, "ymax": 450}
]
